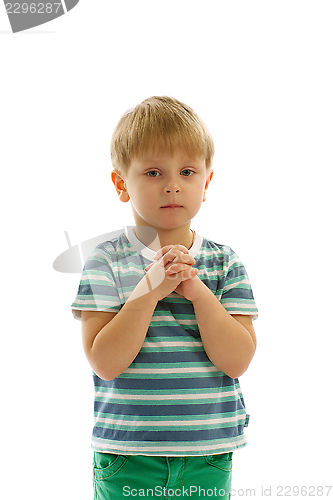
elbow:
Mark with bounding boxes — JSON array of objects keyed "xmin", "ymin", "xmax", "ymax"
[
  {"xmin": 86, "ymin": 353, "xmax": 119, "ymax": 381},
  {"xmin": 92, "ymin": 364, "xmax": 122, "ymax": 381},
  {"xmin": 100, "ymin": 375, "xmax": 116, "ymax": 382},
  {"xmin": 215, "ymin": 348, "xmax": 256, "ymax": 379},
  {"xmin": 224, "ymin": 364, "xmax": 250, "ymax": 379},
  {"xmin": 85, "ymin": 344, "xmax": 128, "ymax": 381},
  {"xmin": 210, "ymin": 358, "xmax": 250, "ymax": 379},
  {"xmin": 94, "ymin": 370, "xmax": 115, "ymax": 382}
]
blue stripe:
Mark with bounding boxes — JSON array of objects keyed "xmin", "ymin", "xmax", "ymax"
[
  {"xmin": 93, "ymin": 425, "xmax": 246, "ymax": 442},
  {"xmin": 131, "ymin": 351, "xmax": 210, "ymax": 364},
  {"xmin": 93, "ymin": 374, "xmax": 237, "ymax": 390},
  {"xmin": 77, "ymin": 283, "xmax": 119, "ymax": 297},
  {"xmin": 84, "ymin": 259, "xmax": 113, "ymax": 273},
  {"xmin": 94, "ymin": 399, "xmax": 245, "ymax": 417},
  {"xmin": 222, "ymin": 288, "xmax": 255, "ymax": 300},
  {"xmin": 225, "ymin": 264, "xmax": 247, "ymax": 280},
  {"xmin": 148, "ymin": 325, "xmax": 200, "ymax": 339},
  {"xmin": 199, "ymin": 278, "xmax": 221, "ymax": 291},
  {"xmin": 159, "ymin": 301, "xmax": 196, "ymax": 315}
]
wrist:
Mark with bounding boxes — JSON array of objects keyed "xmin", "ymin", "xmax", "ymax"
[
  {"xmin": 190, "ymin": 277, "xmax": 210, "ymax": 305},
  {"xmin": 175, "ymin": 275, "xmax": 207, "ymax": 304},
  {"xmin": 127, "ymin": 275, "xmax": 159, "ymax": 308}
]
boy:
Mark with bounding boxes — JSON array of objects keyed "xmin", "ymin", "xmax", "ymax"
[{"xmin": 71, "ymin": 96, "xmax": 258, "ymax": 499}]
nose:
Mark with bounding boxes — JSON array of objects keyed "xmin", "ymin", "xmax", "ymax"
[
  {"xmin": 164, "ymin": 186, "xmax": 180, "ymax": 193},
  {"xmin": 164, "ymin": 178, "xmax": 181, "ymax": 194}
]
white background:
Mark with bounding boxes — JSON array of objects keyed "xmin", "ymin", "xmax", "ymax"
[{"xmin": 1, "ymin": 1, "xmax": 332, "ymax": 499}]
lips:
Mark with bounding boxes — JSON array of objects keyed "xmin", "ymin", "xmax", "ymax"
[{"xmin": 161, "ymin": 204, "xmax": 182, "ymax": 208}]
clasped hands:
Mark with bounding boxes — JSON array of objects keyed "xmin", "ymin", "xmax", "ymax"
[{"xmin": 144, "ymin": 244, "xmax": 204, "ymax": 302}]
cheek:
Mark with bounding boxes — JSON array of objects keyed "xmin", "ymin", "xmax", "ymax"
[
  {"xmin": 130, "ymin": 191, "xmax": 154, "ymax": 214},
  {"xmin": 192, "ymin": 185, "xmax": 206, "ymax": 200}
]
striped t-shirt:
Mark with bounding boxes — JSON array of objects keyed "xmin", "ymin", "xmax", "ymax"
[{"xmin": 71, "ymin": 226, "xmax": 258, "ymax": 456}]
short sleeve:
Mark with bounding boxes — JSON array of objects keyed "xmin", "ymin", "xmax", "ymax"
[
  {"xmin": 71, "ymin": 245, "xmax": 121, "ymax": 321},
  {"xmin": 221, "ymin": 249, "xmax": 258, "ymax": 320}
]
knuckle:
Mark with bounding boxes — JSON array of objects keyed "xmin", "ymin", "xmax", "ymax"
[
  {"xmin": 172, "ymin": 245, "xmax": 188, "ymax": 254},
  {"xmin": 179, "ymin": 252, "xmax": 190, "ymax": 263}
]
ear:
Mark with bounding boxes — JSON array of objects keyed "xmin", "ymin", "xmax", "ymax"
[
  {"xmin": 111, "ymin": 170, "xmax": 130, "ymax": 203},
  {"xmin": 202, "ymin": 169, "xmax": 214, "ymax": 202}
]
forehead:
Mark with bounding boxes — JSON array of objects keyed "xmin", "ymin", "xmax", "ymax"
[{"xmin": 132, "ymin": 148, "xmax": 206, "ymax": 167}]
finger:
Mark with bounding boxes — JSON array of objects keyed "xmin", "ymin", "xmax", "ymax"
[
  {"xmin": 161, "ymin": 252, "xmax": 195, "ymax": 267},
  {"xmin": 153, "ymin": 245, "xmax": 175, "ymax": 260},
  {"xmin": 167, "ymin": 267, "xmax": 199, "ymax": 281},
  {"xmin": 153, "ymin": 244, "xmax": 190, "ymax": 260},
  {"xmin": 181, "ymin": 267, "xmax": 199, "ymax": 279},
  {"xmin": 173, "ymin": 244, "xmax": 190, "ymax": 254},
  {"xmin": 166, "ymin": 263, "xmax": 197, "ymax": 275}
]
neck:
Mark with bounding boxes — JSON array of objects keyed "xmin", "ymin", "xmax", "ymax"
[{"xmin": 133, "ymin": 225, "xmax": 195, "ymax": 252}]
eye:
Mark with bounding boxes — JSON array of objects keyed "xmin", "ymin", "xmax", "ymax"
[
  {"xmin": 181, "ymin": 169, "xmax": 194, "ymax": 176},
  {"xmin": 146, "ymin": 170, "xmax": 161, "ymax": 177}
]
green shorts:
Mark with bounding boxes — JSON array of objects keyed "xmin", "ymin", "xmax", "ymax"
[{"xmin": 93, "ymin": 451, "xmax": 233, "ymax": 500}]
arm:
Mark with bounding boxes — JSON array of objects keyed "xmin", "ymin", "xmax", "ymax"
[
  {"xmin": 82, "ymin": 246, "xmax": 198, "ymax": 381},
  {"xmin": 191, "ymin": 279, "xmax": 256, "ymax": 378},
  {"xmin": 82, "ymin": 289, "xmax": 158, "ymax": 381},
  {"xmin": 150, "ymin": 245, "xmax": 257, "ymax": 378}
]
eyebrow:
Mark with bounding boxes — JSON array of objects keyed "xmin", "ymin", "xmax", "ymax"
[{"xmin": 140, "ymin": 158, "xmax": 203, "ymax": 168}]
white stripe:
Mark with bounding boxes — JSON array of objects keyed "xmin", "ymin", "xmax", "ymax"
[
  {"xmin": 223, "ymin": 278, "xmax": 251, "ymax": 292},
  {"xmin": 143, "ymin": 341, "xmax": 201, "ymax": 348},
  {"xmin": 81, "ymin": 273, "xmax": 114, "ymax": 284},
  {"xmin": 95, "ymin": 414, "xmax": 246, "ymax": 427},
  {"xmin": 175, "ymin": 319, "xmax": 198, "ymax": 325},
  {"xmin": 150, "ymin": 315, "xmax": 177, "ymax": 322},
  {"xmin": 229, "ymin": 257, "xmax": 241, "ymax": 267},
  {"xmin": 222, "ymin": 300, "xmax": 255, "ymax": 308},
  {"xmin": 92, "ymin": 436, "xmax": 247, "ymax": 453},
  {"xmin": 113, "ymin": 264, "xmax": 144, "ymax": 274},
  {"xmin": 95, "ymin": 388, "xmax": 241, "ymax": 400},
  {"xmin": 202, "ymin": 269, "xmax": 224, "ymax": 277},
  {"xmin": 124, "ymin": 366, "xmax": 219, "ymax": 374},
  {"xmin": 199, "ymin": 248, "xmax": 226, "ymax": 258},
  {"xmin": 74, "ymin": 299, "xmax": 118, "ymax": 306},
  {"xmin": 90, "ymin": 250, "xmax": 114, "ymax": 266},
  {"xmin": 149, "ymin": 316, "xmax": 197, "ymax": 326}
]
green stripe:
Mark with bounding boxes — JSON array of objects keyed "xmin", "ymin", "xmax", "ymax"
[
  {"xmin": 144, "ymin": 336, "xmax": 200, "ymax": 343},
  {"xmin": 118, "ymin": 371, "xmax": 225, "ymax": 379},
  {"xmin": 140, "ymin": 345, "xmax": 203, "ymax": 353},
  {"xmin": 95, "ymin": 394, "xmax": 241, "ymax": 405},
  {"xmin": 95, "ymin": 386, "xmax": 240, "ymax": 395},
  {"xmin": 94, "ymin": 420, "xmax": 245, "ymax": 431},
  {"xmin": 94, "ymin": 410, "xmax": 245, "ymax": 421},
  {"xmin": 125, "ymin": 362, "xmax": 213, "ymax": 369}
]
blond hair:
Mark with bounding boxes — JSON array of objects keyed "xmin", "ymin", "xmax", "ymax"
[{"xmin": 110, "ymin": 96, "xmax": 214, "ymax": 175}]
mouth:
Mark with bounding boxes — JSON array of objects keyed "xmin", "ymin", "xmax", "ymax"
[{"xmin": 161, "ymin": 204, "xmax": 183, "ymax": 208}]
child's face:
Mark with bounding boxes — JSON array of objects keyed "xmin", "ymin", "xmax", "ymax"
[{"xmin": 114, "ymin": 150, "xmax": 213, "ymax": 232}]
